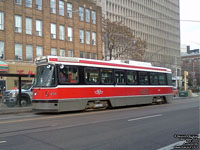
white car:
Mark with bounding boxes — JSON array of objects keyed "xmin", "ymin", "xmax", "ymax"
[{"xmin": 3, "ymin": 84, "xmax": 33, "ymax": 107}]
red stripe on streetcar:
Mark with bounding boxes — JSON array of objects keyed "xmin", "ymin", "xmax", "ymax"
[
  {"xmin": 79, "ymin": 60, "xmax": 167, "ymax": 72},
  {"xmin": 47, "ymin": 57, "xmax": 169, "ymax": 72},
  {"xmin": 33, "ymin": 87, "xmax": 172, "ymax": 100},
  {"xmin": 49, "ymin": 58, "xmax": 58, "ymax": 61}
]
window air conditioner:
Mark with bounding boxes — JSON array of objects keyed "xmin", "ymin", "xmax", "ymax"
[
  {"xmin": 15, "ymin": 27, "xmax": 19, "ymax": 32},
  {"xmin": 68, "ymin": 37, "xmax": 72, "ymax": 41},
  {"xmin": 36, "ymin": 31, "xmax": 41, "ymax": 36},
  {"xmin": 51, "ymin": 34, "xmax": 56, "ymax": 39}
]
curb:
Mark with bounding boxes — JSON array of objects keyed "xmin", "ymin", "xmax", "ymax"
[
  {"xmin": 173, "ymin": 95, "xmax": 199, "ymax": 100},
  {"xmin": 0, "ymin": 107, "xmax": 32, "ymax": 115}
]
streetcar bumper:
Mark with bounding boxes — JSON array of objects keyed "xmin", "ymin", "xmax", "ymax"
[{"xmin": 32, "ymin": 100, "xmax": 59, "ymax": 112}]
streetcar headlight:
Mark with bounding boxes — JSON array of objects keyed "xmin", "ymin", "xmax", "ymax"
[{"xmin": 34, "ymin": 91, "xmax": 37, "ymax": 96}]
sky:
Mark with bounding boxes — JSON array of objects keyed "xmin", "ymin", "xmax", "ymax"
[{"xmin": 180, "ymin": 0, "xmax": 200, "ymax": 51}]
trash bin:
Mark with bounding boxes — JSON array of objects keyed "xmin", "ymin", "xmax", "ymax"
[{"xmin": 179, "ymin": 91, "xmax": 188, "ymax": 97}]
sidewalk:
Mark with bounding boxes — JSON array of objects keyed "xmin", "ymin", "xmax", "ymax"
[{"xmin": 0, "ymin": 102, "xmax": 32, "ymax": 115}]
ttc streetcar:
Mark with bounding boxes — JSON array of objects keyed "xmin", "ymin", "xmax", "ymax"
[{"xmin": 32, "ymin": 56, "xmax": 173, "ymax": 112}]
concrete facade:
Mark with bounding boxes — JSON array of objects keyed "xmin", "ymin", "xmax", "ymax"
[{"xmin": 95, "ymin": 0, "xmax": 180, "ymax": 74}]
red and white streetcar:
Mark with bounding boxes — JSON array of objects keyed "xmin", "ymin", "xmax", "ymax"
[{"xmin": 32, "ymin": 56, "xmax": 173, "ymax": 112}]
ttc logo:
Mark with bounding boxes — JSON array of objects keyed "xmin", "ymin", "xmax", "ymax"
[{"xmin": 94, "ymin": 89, "xmax": 103, "ymax": 95}]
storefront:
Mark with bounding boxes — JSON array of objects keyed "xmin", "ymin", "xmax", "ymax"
[
  {"xmin": 3, "ymin": 62, "xmax": 36, "ymax": 90},
  {"xmin": 0, "ymin": 61, "xmax": 8, "ymax": 94}
]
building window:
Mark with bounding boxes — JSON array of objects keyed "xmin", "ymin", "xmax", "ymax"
[
  {"xmin": 60, "ymin": 49, "xmax": 65, "ymax": 56},
  {"xmin": 0, "ymin": 41, "xmax": 4, "ymax": 59},
  {"xmin": 51, "ymin": 48, "xmax": 57, "ymax": 56},
  {"xmin": 80, "ymin": 29, "xmax": 84, "ymax": 43},
  {"xmin": 59, "ymin": 0, "xmax": 64, "ymax": 16},
  {"xmin": 50, "ymin": 0, "xmax": 56, "ymax": 14},
  {"xmin": 59, "ymin": 25, "xmax": 65, "ymax": 40},
  {"xmin": 15, "ymin": 43, "xmax": 22, "ymax": 60},
  {"xmin": 36, "ymin": 46, "xmax": 43, "ymax": 57},
  {"xmin": 92, "ymin": 32, "xmax": 96, "ymax": 45},
  {"xmin": 91, "ymin": 11, "xmax": 96, "ymax": 24},
  {"xmin": 36, "ymin": 20, "xmax": 42, "ymax": 36},
  {"xmin": 67, "ymin": 27, "xmax": 73, "ymax": 41},
  {"xmin": 15, "ymin": 0, "xmax": 22, "ymax": 5},
  {"xmin": 86, "ymin": 52, "xmax": 91, "ymax": 59},
  {"xmin": 26, "ymin": 17, "xmax": 32, "ymax": 35},
  {"xmin": 15, "ymin": 15, "xmax": 22, "ymax": 33},
  {"xmin": 35, "ymin": 0, "xmax": 42, "ymax": 10},
  {"xmin": 0, "ymin": 11, "xmax": 4, "ymax": 30},
  {"xmin": 51, "ymin": 23, "xmax": 56, "ymax": 39},
  {"xmin": 85, "ymin": 9, "xmax": 90, "ymax": 23},
  {"xmin": 25, "ymin": 0, "xmax": 32, "ymax": 8},
  {"xmin": 68, "ymin": 50, "xmax": 73, "ymax": 57},
  {"xmin": 26, "ymin": 45, "xmax": 33, "ymax": 61},
  {"xmin": 67, "ymin": 3, "xmax": 72, "ymax": 18},
  {"xmin": 93, "ymin": 53, "xmax": 97, "ymax": 59},
  {"xmin": 80, "ymin": 51, "xmax": 84, "ymax": 58},
  {"xmin": 79, "ymin": 7, "xmax": 84, "ymax": 21},
  {"xmin": 86, "ymin": 31, "xmax": 90, "ymax": 44}
]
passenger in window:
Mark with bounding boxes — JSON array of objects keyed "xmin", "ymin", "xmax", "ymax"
[
  {"xmin": 68, "ymin": 72, "xmax": 76, "ymax": 83},
  {"xmin": 59, "ymin": 72, "xmax": 67, "ymax": 83}
]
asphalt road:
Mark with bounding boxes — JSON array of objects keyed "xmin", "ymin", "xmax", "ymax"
[{"xmin": 0, "ymin": 97, "xmax": 199, "ymax": 150}]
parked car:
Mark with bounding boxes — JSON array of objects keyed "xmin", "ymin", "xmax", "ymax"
[
  {"xmin": 3, "ymin": 84, "xmax": 33, "ymax": 107},
  {"xmin": 173, "ymin": 87, "xmax": 179, "ymax": 97}
]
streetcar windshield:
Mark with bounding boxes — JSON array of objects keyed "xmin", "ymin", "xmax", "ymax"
[{"xmin": 34, "ymin": 64, "xmax": 56, "ymax": 87}]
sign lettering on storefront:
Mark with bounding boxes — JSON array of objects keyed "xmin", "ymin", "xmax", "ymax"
[{"xmin": 17, "ymin": 70, "xmax": 35, "ymax": 75}]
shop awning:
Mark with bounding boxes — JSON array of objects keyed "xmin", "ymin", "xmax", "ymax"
[{"xmin": 0, "ymin": 61, "xmax": 8, "ymax": 72}]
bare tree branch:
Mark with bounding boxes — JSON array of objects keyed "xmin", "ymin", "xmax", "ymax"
[{"xmin": 102, "ymin": 18, "xmax": 146, "ymax": 61}]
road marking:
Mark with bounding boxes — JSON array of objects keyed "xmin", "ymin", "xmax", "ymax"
[
  {"xmin": 128, "ymin": 114, "xmax": 162, "ymax": 122},
  {"xmin": 157, "ymin": 133, "xmax": 200, "ymax": 150},
  {"xmin": 157, "ymin": 141, "xmax": 185, "ymax": 150},
  {"xmin": 0, "ymin": 141, "xmax": 7, "ymax": 144}
]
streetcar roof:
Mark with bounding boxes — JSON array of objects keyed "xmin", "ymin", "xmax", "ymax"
[{"xmin": 35, "ymin": 56, "xmax": 172, "ymax": 73}]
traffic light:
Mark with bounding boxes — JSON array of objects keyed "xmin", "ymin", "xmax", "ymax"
[{"xmin": 184, "ymin": 71, "xmax": 188, "ymax": 91}]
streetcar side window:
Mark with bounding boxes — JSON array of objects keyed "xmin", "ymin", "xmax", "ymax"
[
  {"xmin": 58, "ymin": 65, "xmax": 79, "ymax": 84},
  {"xmin": 114, "ymin": 70, "xmax": 126, "ymax": 85},
  {"xmin": 158, "ymin": 73, "xmax": 167, "ymax": 85},
  {"xmin": 127, "ymin": 71, "xmax": 137, "ymax": 85},
  {"xmin": 167, "ymin": 73, "xmax": 172, "ymax": 85},
  {"xmin": 150, "ymin": 72, "xmax": 159, "ymax": 85},
  {"xmin": 84, "ymin": 67, "xmax": 99, "ymax": 84},
  {"xmin": 101, "ymin": 69, "xmax": 113, "ymax": 84},
  {"xmin": 138, "ymin": 72, "xmax": 149, "ymax": 85}
]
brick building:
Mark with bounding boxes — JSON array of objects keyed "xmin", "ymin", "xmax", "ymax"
[
  {"xmin": 181, "ymin": 47, "xmax": 200, "ymax": 87},
  {"xmin": 0, "ymin": 0, "xmax": 102, "ymax": 89}
]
